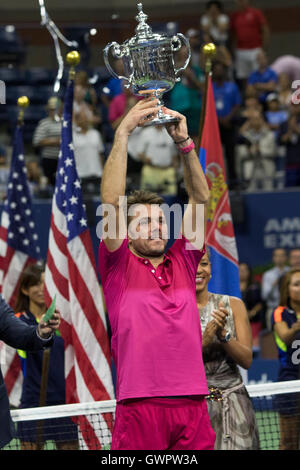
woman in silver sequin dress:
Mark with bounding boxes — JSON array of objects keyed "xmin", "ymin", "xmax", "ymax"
[{"xmin": 196, "ymin": 251, "xmax": 260, "ymax": 450}]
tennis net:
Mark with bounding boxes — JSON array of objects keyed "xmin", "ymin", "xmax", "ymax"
[{"xmin": 3, "ymin": 380, "xmax": 300, "ymax": 450}]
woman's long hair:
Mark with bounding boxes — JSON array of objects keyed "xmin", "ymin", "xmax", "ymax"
[
  {"xmin": 14, "ymin": 264, "xmax": 44, "ymax": 314},
  {"xmin": 239, "ymin": 262, "xmax": 253, "ymax": 289},
  {"xmin": 279, "ymin": 268, "xmax": 300, "ymax": 307}
]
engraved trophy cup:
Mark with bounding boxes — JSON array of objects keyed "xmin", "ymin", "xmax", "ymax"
[{"xmin": 103, "ymin": 3, "xmax": 191, "ymax": 126}]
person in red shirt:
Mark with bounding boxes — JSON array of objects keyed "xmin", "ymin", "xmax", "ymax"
[{"xmin": 230, "ymin": 0, "xmax": 270, "ymax": 86}]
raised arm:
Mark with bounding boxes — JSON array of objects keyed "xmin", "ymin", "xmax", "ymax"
[
  {"xmin": 163, "ymin": 107, "xmax": 210, "ymax": 250},
  {"xmin": 100, "ymin": 98, "xmax": 161, "ymax": 251}
]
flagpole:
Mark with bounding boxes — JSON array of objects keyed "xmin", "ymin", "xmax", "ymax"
[
  {"xmin": 18, "ymin": 93, "xmax": 48, "ymax": 449},
  {"xmin": 16, "ymin": 96, "xmax": 48, "ymax": 449},
  {"xmin": 196, "ymin": 42, "xmax": 217, "ymax": 155}
]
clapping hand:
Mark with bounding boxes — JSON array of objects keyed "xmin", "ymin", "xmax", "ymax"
[
  {"xmin": 202, "ymin": 301, "xmax": 229, "ymax": 347},
  {"xmin": 212, "ymin": 300, "xmax": 229, "ymax": 334}
]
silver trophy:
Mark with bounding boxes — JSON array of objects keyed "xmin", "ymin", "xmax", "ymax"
[{"xmin": 103, "ymin": 3, "xmax": 191, "ymax": 126}]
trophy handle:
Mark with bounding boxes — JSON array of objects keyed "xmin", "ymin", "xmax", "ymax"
[
  {"xmin": 103, "ymin": 42, "xmax": 133, "ymax": 87},
  {"xmin": 172, "ymin": 33, "xmax": 191, "ymax": 81}
]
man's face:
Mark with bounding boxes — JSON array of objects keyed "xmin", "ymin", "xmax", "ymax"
[
  {"xmin": 290, "ymin": 250, "xmax": 300, "ymax": 269},
  {"xmin": 273, "ymin": 249, "xmax": 287, "ymax": 267},
  {"xmin": 249, "ymin": 113, "xmax": 263, "ymax": 131},
  {"xmin": 257, "ymin": 51, "xmax": 268, "ymax": 69},
  {"xmin": 208, "ymin": 4, "xmax": 221, "ymax": 19},
  {"xmin": 128, "ymin": 204, "xmax": 168, "ymax": 258},
  {"xmin": 213, "ymin": 64, "xmax": 224, "ymax": 81}
]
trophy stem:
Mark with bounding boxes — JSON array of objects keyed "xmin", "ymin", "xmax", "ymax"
[
  {"xmin": 153, "ymin": 90, "xmax": 165, "ymax": 120},
  {"xmin": 140, "ymin": 89, "xmax": 179, "ymax": 127}
]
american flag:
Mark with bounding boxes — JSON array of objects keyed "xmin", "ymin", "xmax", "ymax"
[
  {"xmin": 0, "ymin": 123, "xmax": 41, "ymax": 407},
  {"xmin": 44, "ymin": 78, "xmax": 115, "ymax": 449}
]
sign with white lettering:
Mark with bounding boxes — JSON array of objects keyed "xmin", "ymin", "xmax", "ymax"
[{"xmin": 234, "ymin": 190, "xmax": 300, "ymax": 267}]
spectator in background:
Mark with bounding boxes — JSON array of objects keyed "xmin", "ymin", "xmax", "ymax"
[
  {"xmin": 277, "ymin": 248, "xmax": 300, "ymax": 301},
  {"xmin": 74, "ymin": 70, "xmax": 98, "ymax": 111},
  {"xmin": 26, "ymin": 159, "xmax": 51, "ymax": 199},
  {"xmin": 212, "ymin": 61, "xmax": 241, "ymax": 187},
  {"xmin": 289, "ymin": 248, "xmax": 300, "ymax": 270},
  {"xmin": 170, "ymin": 45, "xmax": 205, "ymax": 139},
  {"xmin": 236, "ymin": 111, "xmax": 276, "ymax": 190},
  {"xmin": 230, "ymin": 0, "xmax": 270, "ymax": 89},
  {"xmin": 277, "ymin": 103, "xmax": 300, "ymax": 188},
  {"xmin": 73, "ymin": 109, "xmax": 105, "ymax": 195},
  {"xmin": 108, "ymin": 84, "xmax": 142, "ymax": 187},
  {"xmin": 238, "ymin": 95, "xmax": 262, "ymax": 125},
  {"xmin": 73, "ymin": 84, "xmax": 101, "ymax": 128},
  {"xmin": 265, "ymin": 93, "xmax": 288, "ymax": 138},
  {"xmin": 0, "ymin": 143, "xmax": 9, "ymax": 200},
  {"xmin": 14, "ymin": 264, "xmax": 78, "ymax": 450},
  {"xmin": 200, "ymin": 1, "xmax": 230, "ymax": 47},
  {"xmin": 247, "ymin": 50, "xmax": 278, "ymax": 104},
  {"xmin": 199, "ymin": 4, "xmax": 233, "ymax": 75},
  {"xmin": 185, "ymin": 29, "xmax": 202, "ymax": 68},
  {"xmin": 136, "ymin": 125, "xmax": 179, "ymax": 196},
  {"xmin": 277, "ymin": 73, "xmax": 292, "ymax": 110},
  {"xmin": 239, "ymin": 262, "xmax": 265, "ymax": 348},
  {"xmin": 261, "ymin": 248, "xmax": 289, "ymax": 331},
  {"xmin": 272, "ymin": 268, "xmax": 300, "ymax": 450},
  {"xmin": 32, "ymin": 97, "xmax": 63, "ymax": 187}
]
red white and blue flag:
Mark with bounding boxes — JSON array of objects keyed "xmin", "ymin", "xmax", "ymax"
[
  {"xmin": 44, "ymin": 78, "xmax": 115, "ymax": 449},
  {"xmin": 199, "ymin": 75, "xmax": 241, "ymax": 297},
  {"xmin": 0, "ymin": 123, "xmax": 41, "ymax": 407}
]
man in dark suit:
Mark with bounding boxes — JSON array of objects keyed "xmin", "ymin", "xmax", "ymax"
[{"xmin": 0, "ymin": 294, "xmax": 60, "ymax": 449}]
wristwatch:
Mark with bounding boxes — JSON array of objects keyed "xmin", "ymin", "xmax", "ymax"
[{"xmin": 219, "ymin": 331, "xmax": 231, "ymax": 343}]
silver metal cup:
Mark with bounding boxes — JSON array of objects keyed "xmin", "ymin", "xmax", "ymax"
[{"xmin": 103, "ymin": 3, "xmax": 191, "ymax": 126}]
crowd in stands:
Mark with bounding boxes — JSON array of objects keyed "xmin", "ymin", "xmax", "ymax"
[
  {"xmin": 239, "ymin": 246, "xmax": 300, "ymax": 353},
  {"xmin": 0, "ymin": 0, "xmax": 300, "ymax": 201}
]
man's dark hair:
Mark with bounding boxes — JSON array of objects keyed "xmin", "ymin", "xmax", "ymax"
[
  {"xmin": 206, "ymin": 1, "xmax": 224, "ymax": 11},
  {"xmin": 126, "ymin": 190, "xmax": 165, "ymax": 225}
]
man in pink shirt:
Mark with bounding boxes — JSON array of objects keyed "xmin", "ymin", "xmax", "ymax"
[{"xmin": 99, "ymin": 97, "xmax": 216, "ymax": 450}]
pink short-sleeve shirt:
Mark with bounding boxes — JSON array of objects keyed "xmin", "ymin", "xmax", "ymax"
[{"xmin": 98, "ymin": 236, "xmax": 209, "ymax": 402}]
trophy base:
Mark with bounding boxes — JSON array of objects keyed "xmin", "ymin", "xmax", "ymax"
[{"xmin": 143, "ymin": 113, "xmax": 180, "ymax": 127}]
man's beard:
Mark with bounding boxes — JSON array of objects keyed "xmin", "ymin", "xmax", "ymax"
[{"xmin": 132, "ymin": 239, "xmax": 167, "ymax": 258}]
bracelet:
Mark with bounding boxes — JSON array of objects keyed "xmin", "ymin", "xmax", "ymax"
[
  {"xmin": 178, "ymin": 141, "xmax": 195, "ymax": 154},
  {"xmin": 174, "ymin": 136, "xmax": 190, "ymax": 145}
]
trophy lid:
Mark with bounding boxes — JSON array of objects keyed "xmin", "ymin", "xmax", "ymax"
[
  {"xmin": 135, "ymin": 3, "xmax": 153, "ymax": 38},
  {"xmin": 128, "ymin": 3, "xmax": 164, "ymax": 45}
]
